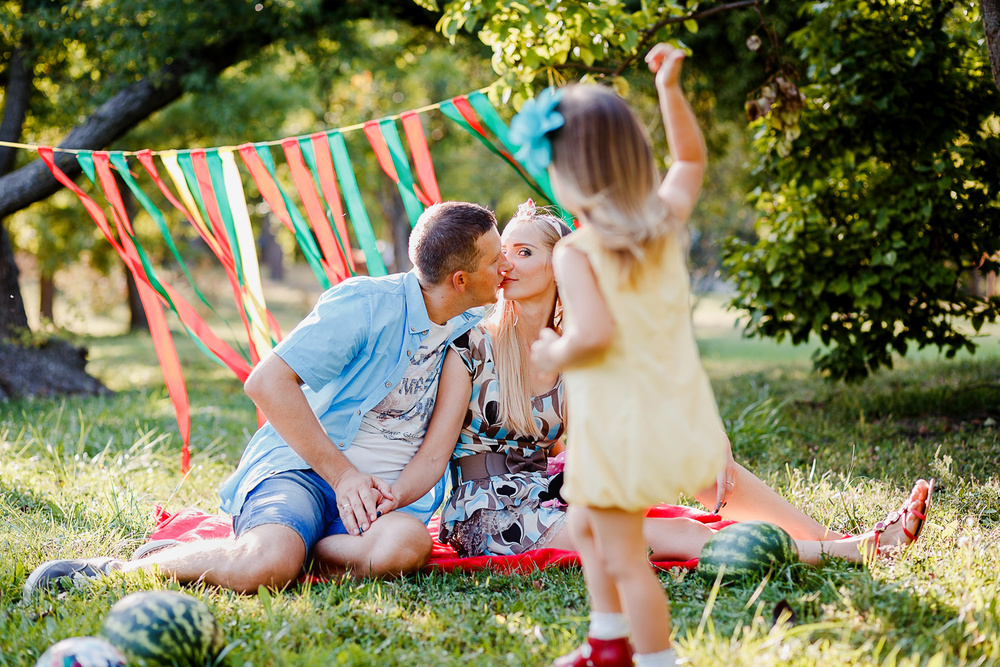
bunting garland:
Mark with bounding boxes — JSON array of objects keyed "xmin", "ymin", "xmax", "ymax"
[{"xmin": 11, "ymin": 88, "xmax": 565, "ymax": 470}]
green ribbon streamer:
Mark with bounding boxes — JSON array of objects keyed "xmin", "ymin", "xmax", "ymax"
[
  {"xmin": 205, "ymin": 149, "xmax": 243, "ymax": 281},
  {"xmin": 378, "ymin": 119, "xmax": 425, "ymax": 228},
  {"xmin": 439, "ymin": 99, "xmax": 549, "ymax": 204},
  {"xmin": 327, "ymin": 131, "xmax": 387, "ymax": 276},
  {"xmin": 464, "ymin": 92, "xmax": 574, "ymax": 228},
  {"xmin": 77, "ymin": 152, "xmax": 225, "ymax": 364},
  {"xmin": 253, "ymin": 144, "xmax": 331, "ymax": 289},
  {"xmin": 175, "ymin": 152, "xmax": 212, "ymax": 228},
  {"xmin": 296, "ymin": 137, "xmax": 355, "ymax": 273},
  {"xmin": 108, "ymin": 152, "xmax": 217, "ymax": 314}
]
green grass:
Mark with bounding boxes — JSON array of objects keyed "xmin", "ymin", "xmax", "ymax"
[{"xmin": 3, "ymin": 294, "xmax": 1000, "ymax": 665}]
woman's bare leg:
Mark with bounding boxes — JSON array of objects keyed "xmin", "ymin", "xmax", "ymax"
[
  {"xmin": 694, "ymin": 462, "xmax": 845, "ymax": 541},
  {"xmin": 794, "ymin": 479, "xmax": 931, "ymax": 565}
]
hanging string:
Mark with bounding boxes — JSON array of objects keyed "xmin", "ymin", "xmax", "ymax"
[{"xmin": 0, "ymin": 85, "xmax": 498, "ymax": 156}]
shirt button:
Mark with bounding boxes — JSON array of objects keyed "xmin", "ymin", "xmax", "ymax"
[
  {"xmin": 407, "ymin": 350, "xmax": 412, "ymax": 356},
  {"xmin": 410, "ymin": 326, "xmax": 415, "ymax": 331},
  {"xmin": 385, "ymin": 381, "xmax": 391, "ymax": 387},
  {"xmin": 357, "ymin": 410, "xmax": 361, "ymax": 415}
]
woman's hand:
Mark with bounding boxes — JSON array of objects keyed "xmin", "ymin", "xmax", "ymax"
[
  {"xmin": 713, "ymin": 433, "xmax": 739, "ymax": 514},
  {"xmin": 333, "ymin": 469, "xmax": 394, "ymax": 535},
  {"xmin": 645, "ymin": 43, "xmax": 686, "ymax": 91}
]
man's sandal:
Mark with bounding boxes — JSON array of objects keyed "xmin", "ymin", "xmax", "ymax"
[{"xmin": 872, "ymin": 478, "xmax": 935, "ymax": 555}]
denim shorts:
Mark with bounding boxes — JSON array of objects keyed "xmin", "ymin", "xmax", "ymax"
[{"xmin": 232, "ymin": 469, "xmax": 348, "ymax": 552}]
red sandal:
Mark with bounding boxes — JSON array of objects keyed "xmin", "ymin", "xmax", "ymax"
[{"xmin": 872, "ymin": 478, "xmax": 935, "ymax": 554}]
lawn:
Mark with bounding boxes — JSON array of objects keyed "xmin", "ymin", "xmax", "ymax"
[{"xmin": 2, "ymin": 282, "xmax": 999, "ymax": 666}]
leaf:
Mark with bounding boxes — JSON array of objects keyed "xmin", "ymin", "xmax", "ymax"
[
  {"xmin": 412, "ymin": 0, "xmax": 439, "ymax": 10},
  {"xmin": 684, "ymin": 19, "xmax": 698, "ymax": 33}
]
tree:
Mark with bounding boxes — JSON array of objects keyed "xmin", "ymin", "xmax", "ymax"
[
  {"xmin": 434, "ymin": 0, "xmax": 999, "ymax": 381},
  {"xmin": 723, "ymin": 0, "xmax": 1000, "ymax": 380},
  {"xmin": 0, "ymin": 0, "xmax": 439, "ymax": 398}
]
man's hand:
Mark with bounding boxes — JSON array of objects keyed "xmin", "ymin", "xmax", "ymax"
[{"xmin": 333, "ymin": 469, "xmax": 394, "ymax": 535}]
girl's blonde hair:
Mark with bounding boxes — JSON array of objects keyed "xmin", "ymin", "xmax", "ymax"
[
  {"xmin": 485, "ymin": 205, "xmax": 569, "ymax": 438},
  {"xmin": 549, "ymin": 84, "xmax": 672, "ymax": 282}
]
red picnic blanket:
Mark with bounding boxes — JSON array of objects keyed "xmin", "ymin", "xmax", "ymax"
[{"xmin": 149, "ymin": 504, "xmax": 735, "ymax": 576}]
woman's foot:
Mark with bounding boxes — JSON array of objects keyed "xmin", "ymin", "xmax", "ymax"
[{"xmin": 866, "ymin": 478, "xmax": 934, "ymax": 557}]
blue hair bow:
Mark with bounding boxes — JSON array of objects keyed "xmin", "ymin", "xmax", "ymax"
[{"xmin": 509, "ymin": 87, "xmax": 564, "ymax": 173}]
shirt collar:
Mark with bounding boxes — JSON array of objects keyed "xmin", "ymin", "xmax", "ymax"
[
  {"xmin": 402, "ymin": 270, "xmax": 485, "ymax": 335},
  {"xmin": 403, "ymin": 270, "xmax": 433, "ymax": 335}
]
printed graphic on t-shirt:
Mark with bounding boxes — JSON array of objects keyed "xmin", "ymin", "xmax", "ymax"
[{"xmin": 359, "ymin": 320, "xmax": 453, "ymax": 442}]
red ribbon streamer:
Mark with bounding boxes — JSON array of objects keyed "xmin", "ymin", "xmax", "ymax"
[
  {"xmin": 281, "ymin": 138, "xmax": 351, "ymax": 283},
  {"xmin": 308, "ymin": 133, "xmax": 356, "ymax": 273},
  {"xmin": 401, "ymin": 112, "xmax": 442, "ymax": 204}
]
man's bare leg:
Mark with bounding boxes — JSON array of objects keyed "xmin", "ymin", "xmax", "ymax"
[
  {"xmin": 123, "ymin": 523, "xmax": 306, "ymax": 594},
  {"xmin": 310, "ymin": 512, "xmax": 433, "ymax": 579}
]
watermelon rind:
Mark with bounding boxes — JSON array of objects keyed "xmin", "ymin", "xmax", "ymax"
[
  {"xmin": 696, "ymin": 521, "xmax": 799, "ymax": 584},
  {"xmin": 99, "ymin": 590, "xmax": 225, "ymax": 667}
]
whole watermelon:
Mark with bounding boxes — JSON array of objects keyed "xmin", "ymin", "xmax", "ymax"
[
  {"xmin": 99, "ymin": 590, "xmax": 225, "ymax": 667},
  {"xmin": 35, "ymin": 636, "xmax": 127, "ymax": 667},
  {"xmin": 696, "ymin": 521, "xmax": 799, "ymax": 584}
]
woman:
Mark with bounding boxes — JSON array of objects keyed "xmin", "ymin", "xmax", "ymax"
[{"xmin": 436, "ymin": 201, "xmax": 931, "ymax": 565}]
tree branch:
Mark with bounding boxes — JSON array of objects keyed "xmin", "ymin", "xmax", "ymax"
[{"xmin": 615, "ymin": 0, "xmax": 761, "ymax": 75}]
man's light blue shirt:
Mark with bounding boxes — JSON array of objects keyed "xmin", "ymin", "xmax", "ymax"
[{"xmin": 218, "ymin": 271, "xmax": 481, "ymax": 523}]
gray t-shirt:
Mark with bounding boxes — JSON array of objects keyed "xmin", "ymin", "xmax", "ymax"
[{"xmin": 346, "ymin": 319, "xmax": 453, "ymax": 484}]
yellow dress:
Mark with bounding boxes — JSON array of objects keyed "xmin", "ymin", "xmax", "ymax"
[{"xmin": 560, "ymin": 226, "xmax": 727, "ymax": 511}]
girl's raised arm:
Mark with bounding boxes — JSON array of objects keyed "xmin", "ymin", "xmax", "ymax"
[{"xmin": 646, "ymin": 43, "xmax": 707, "ymax": 224}]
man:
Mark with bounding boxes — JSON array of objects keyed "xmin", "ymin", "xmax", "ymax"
[{"xmin": 24, "ymin": 201, "xmax": 512, "ymax": 594}]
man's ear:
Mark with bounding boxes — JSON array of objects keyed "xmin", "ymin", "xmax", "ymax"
[{"xmin": 451, "ymin": 270, "xmax": 468, "ymax": 293}]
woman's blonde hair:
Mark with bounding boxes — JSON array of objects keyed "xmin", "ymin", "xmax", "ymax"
[
  {"xmin": 485, "ymin": 204, "xmax": 569, "ymax": 438},
  {"xmin": 549, "ymin": 84, "xmax": 672, "ymax": 282}
]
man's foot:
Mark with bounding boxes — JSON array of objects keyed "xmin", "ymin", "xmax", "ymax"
[
  {"xmin": 131, "ymin": 539, "xmax": 182, "ymax": 561},
  {"xmin": 551, "ymin": 636, "xmax": 634, "ymax": 667},
  {"xmin": 22, "ymin": 557, "xmax": 124, "ymax": 596},
  {"xmin": 871, "ymin": 478, "xmax": 934, "ymax": 555}
]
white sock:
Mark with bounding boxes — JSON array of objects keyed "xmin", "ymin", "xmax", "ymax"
[
  {"xmin": 588, "ymin": 611, "xmax": 629, "ymax": 640},
  {"xmin": 634, "ymin": 647, "xmax": 679, "ymax": 667}
]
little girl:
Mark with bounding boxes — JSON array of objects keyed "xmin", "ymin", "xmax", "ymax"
[{"xmin": 526, "ymin": 44, "xmax": 728, "ymax": 667}]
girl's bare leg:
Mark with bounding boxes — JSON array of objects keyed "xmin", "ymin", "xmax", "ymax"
[
  {"xmin": 567, "ymin": 505, "xmax": 623, "ymax": 614},
  {"xmin": 583, "ymin": 507, "xmax": 672, "ymax": 655},
  {"xmin": 694, "ymin": 462, "xmax": 845, "ymax": 541}
]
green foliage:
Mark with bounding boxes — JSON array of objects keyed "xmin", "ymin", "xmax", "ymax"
[
  {"xmin": 436, "ymin": 0, "xmax": 697, "ymax": 104},
  {"xmin": 724, "ymin": 0, "xmax": 1000, "ymax": 381}
]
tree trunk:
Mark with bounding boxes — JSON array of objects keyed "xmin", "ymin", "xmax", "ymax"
[
  {"xmin": 0, "ymin": 224, "xmax": 29, "ymax": 338},
  {"xmin": 126, "ymin": 269, "xmax": 148, "ymax": 332},
  {"xmin": 39, "ymin": 271, "xmax": 54, "ymax": 322},
  {"xmin": 0, "ymin": 49, "xmax": 31, "ymax": 177},
  {"xmin": 116, "ymin": 172, "xmax": 150, "ymax": 332},
  {"xmin": 984, "ymin": 0, "xmax": 1000, "ymax": 92},
  {"xmin": 258, "ymin": 215, "xmax": 285, "ymax": 281},
  {"xmin": 0, "ymin": 47, "xmax": 32, "ymax": 339},
  {"xmin": 378, "ymin": 185, "xmax": 412, "ymax": 274}
]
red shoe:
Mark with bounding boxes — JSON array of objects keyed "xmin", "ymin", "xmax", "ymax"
[{"xmin": 551, "ymin": 636, "xmax": 634, "ymax": 667}]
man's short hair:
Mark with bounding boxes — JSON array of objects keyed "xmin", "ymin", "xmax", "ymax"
[{"xmin": 408, "ymin": 202, "xmax": 497, "ymax": 285}]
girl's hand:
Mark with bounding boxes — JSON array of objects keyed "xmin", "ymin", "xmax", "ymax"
[
  {"xmin": 531, "ymin": 328, "xmax": 563, "ymax": 373},
  {"xmin": 645, "ymin": 43, "xmax": 686, "ymax": 90}
]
